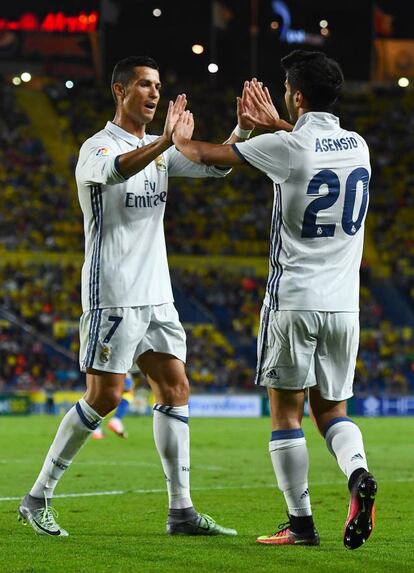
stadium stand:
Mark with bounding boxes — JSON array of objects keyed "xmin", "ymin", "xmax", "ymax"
[{"xmin": 2, "ymin": 75, "xmax": 414, "ymax": 398}]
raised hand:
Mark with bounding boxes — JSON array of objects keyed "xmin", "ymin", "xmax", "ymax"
[
  {"xmin": 172, "ymin": 110, "xmax": 194, "ymax": 147},
  {"xmin": 163, "ymin": 94, "xmax": 187, "ymax": 141},
  {"xmin": 241, "ymin": 78, "xmax": 284, "ymax": 131},
  {"xmin": 236, "ymin": 81, "xmax": 256, "ymax": 131}
]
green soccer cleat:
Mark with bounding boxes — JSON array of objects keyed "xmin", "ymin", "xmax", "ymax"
[
  {"xmin": 167, "ymin": 512, "xmax": 237, "ymax": 536},
  {"xmin": 18, "ymin": 494, "xmax": 69, "ymax": 537}
]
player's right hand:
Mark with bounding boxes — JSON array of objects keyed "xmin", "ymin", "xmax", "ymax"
[
  {"xmin": 241, "ymin": 79, "xmax": 284, "ymax": 131},
  {"xmin": 236, "ymin": 80, "xmax": 255, "ymax": 132}
]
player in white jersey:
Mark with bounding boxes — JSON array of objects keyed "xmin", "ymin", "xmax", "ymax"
[
  {"xmin": 18, "ymin": 55, "xmax": 253, "ymax": 538},
  {"xmin": 173, "ymin": 51, "xmax": 377, "ymax": 549}
]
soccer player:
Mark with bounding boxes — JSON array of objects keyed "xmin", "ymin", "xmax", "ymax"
[
  {"xmin": 172, "ymin": 50, "xmax": 377, "ymax": 549},
  {"xmin": 92, "ymin": 371, "xmax": 134, "ymax": 439},
  {"xmin": 18, "ymin": 55, "xmax": 248, "ymax": 537}
]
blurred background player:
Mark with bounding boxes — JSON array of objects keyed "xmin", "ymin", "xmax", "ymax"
[
  {"xmin": 173, "ymin": 50, "xmax": 377, "ymax": 550},
  {"xmin": 92, "ymin": 371, "xmax": 134, "ymax": 439}
]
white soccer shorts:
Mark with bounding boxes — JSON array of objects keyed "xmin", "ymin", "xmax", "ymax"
[
  {"xmin": 79, "ymin": 303, "xmax": 187, "ymax": 374},
  {"xmin": 255, "ymin": 305, "xmax": 359, "ymax": 400}
]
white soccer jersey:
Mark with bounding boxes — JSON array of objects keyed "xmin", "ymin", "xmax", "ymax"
[
  {"xmin": 233, "ymin": 112, "xmax": 370, "ymax": 311},
  {"xmin": 76, "ymin": 121, "xmax": 229, "ymax": 311}
]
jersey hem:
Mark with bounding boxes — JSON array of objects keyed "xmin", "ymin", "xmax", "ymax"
[
  {"xmin": 263, "ymin": 302, "xmax": 360, "ymax": 313},
  {"xmin": 82, "ymin": 300, "xmax": 175, "ymax": 312}
]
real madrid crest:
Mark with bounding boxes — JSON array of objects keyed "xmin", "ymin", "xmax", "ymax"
[
  {"xmin": 155, "ymin": 154, "xmax": 167, "ymax": 172},
  {"xmin": 100, "ymin": 344, "xmax": 111, "ymax": 363}
]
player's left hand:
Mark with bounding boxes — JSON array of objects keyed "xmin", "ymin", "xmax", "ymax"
[
  {"xmin": 164, "ymin": 94, "xmax": 187, "ymax": 141},
  {"xmin": 172, "ymin": 110, "xmax": 194, "ymax": 147}
]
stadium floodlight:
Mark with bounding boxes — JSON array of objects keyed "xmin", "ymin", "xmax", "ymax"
[
  {"xmin": 153, "ymin": 8, "xmax": 162, "ymax": 17},
  {"xmin": 21, "ymin": 72, "xmax": 32, "ymax": 82},
  {"xmin": 208, "ymin": 63, "xmax": 219, "ymax": 73},
  {"xmin": 319, "ymin": 19, "xmax": 328, "ymax": 28},
  {"xmin": 12, "ymin": 77, "xmax": 22, "ymax": 85},
  {"xmin": 398, "ymin": 77, "xmax": 410, "ymax": 88},
  {"xmin": 65, "ymin": 80, "xmax": 74, "ymax": 89},
  {"xmin": 192, "ymin": 44, "xmax": 204, "ymax": 55}
]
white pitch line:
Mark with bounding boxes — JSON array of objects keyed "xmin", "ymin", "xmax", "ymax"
[
  {"xmin": 0, "ymin": 459, "xmax": 157, "ymax": 468},
  {"xmin": 0, "ymin": 489, "xmax": 166, "ymax": 502},
  {"xmin": 0, "ymin": 459, "xmax": 224, "ymax": 471},
  {"xmin": 1, "ymin": 477, "xmax": 413, "ymax": 503}
]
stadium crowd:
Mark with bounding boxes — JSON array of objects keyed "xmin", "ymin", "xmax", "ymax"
[
  {"xmin": 1, "ymin": 75, "xmax": 414, "ymax": 397},
  {"xmin": 1, "ymin": 258, "xmax": 413, "ymax": 396},
  {"xmin": 0, "ymin": 80, "xmax": 83, "ymax": 253}
]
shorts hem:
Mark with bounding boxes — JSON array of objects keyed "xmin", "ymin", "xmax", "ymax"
[
  {"xmin": 257, "ymin": 379, "xmax": 354, "ymax": 401},
  {"xmin": 135, "ymin": 347, "xmax": 186, "ymax": 364},
  {"xmin": 80, "ymin": 365, "xmax": 131, "ymax": 375},
  {"xmin": 257, "ymin": 379, "xmax": 316, "ymax": 391},
  {"xmin": 316, "ymin": 391, "xmax": 354, "ymax": 401}
]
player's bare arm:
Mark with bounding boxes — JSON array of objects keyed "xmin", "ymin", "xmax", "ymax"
[
  {"xmin": 173, "ymin": 80, "xmax": 257, "ymax": 164},
  {"xmin": 117, "ymin": 94, "xmax": 187, "ymax": 178},
  {"xmin": 173, "ymin": 111, "xmax": 243, "ymax": 167},
  {"xmin": 242, "ymin": 78, "xmax": 293, "ymax": 132}
]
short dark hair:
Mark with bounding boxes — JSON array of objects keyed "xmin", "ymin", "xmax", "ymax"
[
  {"xmin": 281, "ymin": 50, "xmax": 344, "ymax": 110},
  {"xmin": 111, "ymin": 56, "xmax": 159, "ymax": 102}
]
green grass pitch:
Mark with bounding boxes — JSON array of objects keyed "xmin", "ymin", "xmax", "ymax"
[{"xmin": 0, "ymin": 415, "xmax": 413, "ymax": 573}]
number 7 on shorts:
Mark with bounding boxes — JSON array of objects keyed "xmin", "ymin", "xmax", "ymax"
[{"xmin": 103, "ymin": 316, "xmax": 123, "ymax": 343}]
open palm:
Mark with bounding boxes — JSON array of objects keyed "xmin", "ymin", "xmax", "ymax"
[
  {"xmin": 241, "ymin": 79, "xmax": 280, "ymax": 130},
  {"xmin": 164, "ymin": 94, "xmax": 187, "ymax": 140}
]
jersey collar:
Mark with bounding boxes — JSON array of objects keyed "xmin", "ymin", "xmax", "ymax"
[
  {"xmin": 293, "ymin": 112, "xmax": 340, "ymax": 132},
  {"xmin": 105, "ymin": 121, "xmax": 145, "ymax": 147}
]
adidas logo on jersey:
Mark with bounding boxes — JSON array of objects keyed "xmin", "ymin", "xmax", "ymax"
[
  {"xmin": 350, "ymin": 453, "xmax": 364, "ymax": 461},
  {"xmin": 266, "ymin": 368, "xmax": 280, "ymax": 380}
]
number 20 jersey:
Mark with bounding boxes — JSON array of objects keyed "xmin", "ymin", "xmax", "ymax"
[{"xmin": 233, "ymin": 112, "xmax": 371, "ymax": 312}]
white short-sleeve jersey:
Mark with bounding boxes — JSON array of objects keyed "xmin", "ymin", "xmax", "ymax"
[
  {"xmin": 76, "ymin": 121, "xmax": 230, "ymax": 311},
  {"xmin": 233, "ymin": 112, "xmax": 370, "ymax": 312}
]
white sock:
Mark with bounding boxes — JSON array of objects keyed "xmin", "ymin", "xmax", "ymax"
[
  {"xmin": 30, "ymin": 398, "xmax": 102, "ymax": 499},
  {"xmin": 269, "ymin": 429, "xmax": 312, "ymax": 517},
  {"xmin": 324, "ymin": 417, "xmax": 368, "ymax": 479},
  {"xmin": 153, "ymin": 404, "xmax": 193, "ymax": 510}
]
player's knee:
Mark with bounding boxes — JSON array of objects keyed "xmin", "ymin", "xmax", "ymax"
[
  {"xmin": 174, "ymin": 376, "xmax": 190, "ymax": 402},
  {"xmin": 94, "ymin": 388, "xmax": 123, "ymax": 415},
  {"xmin": 158, "ymin": 375, "xmax": 189, "ymax": 404}
]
